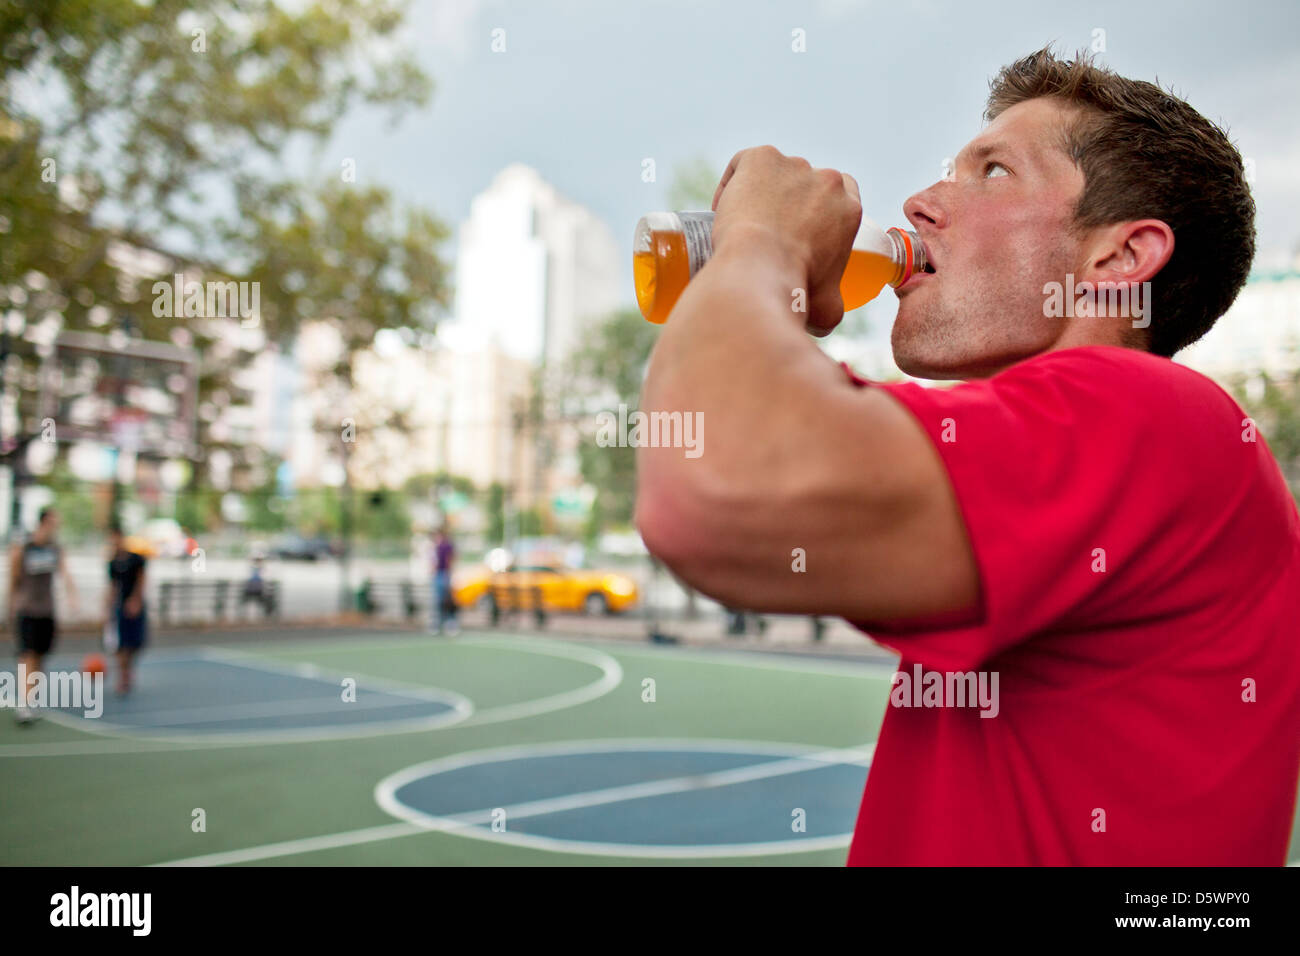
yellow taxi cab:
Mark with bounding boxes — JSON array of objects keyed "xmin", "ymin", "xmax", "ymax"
[{"xmin": 453, "ymin": 561, "xmax": 638, "ymax": 616}]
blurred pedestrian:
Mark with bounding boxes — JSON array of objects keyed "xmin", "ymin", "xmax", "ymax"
[
  {"xmin": 429, "ymin": 525, "xmax": 458, "ymax": 635},
  {"xmin": 8, "ymin": 507, "xmax": 79, "ymax": 724},
  {"xmin": 240, "ymin": 553, "xmax": 269, "ymax": 618},
  {"xmin": 105, "ymin": 522, "xmax": 148, "ymax": 696}
]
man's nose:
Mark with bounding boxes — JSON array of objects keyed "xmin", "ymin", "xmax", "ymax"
[{"xmin": 903, "ymin": 186, "xmax": 947, "ymax": 231}]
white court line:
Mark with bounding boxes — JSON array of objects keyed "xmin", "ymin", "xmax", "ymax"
[
  {"xmin": 0, "ymin": 636, "xmax": 621, "ymax": 756},
  {"xmin": 197, "ymin": 636, "xmax": 624, "ymax": 730},
  {"xmin": 34, "ymin": 649, "xmax": 473, "ymax": 745},
  {"xmin": 564, "ymin": 638, "xmax": 901, "ymax": 680},
  {"xmin": 155, "ymin": 823, "xmax": 425, "ymax": 867},
  {"xmin": 185, "ymin": 629, "xmax": 894, "ymax": 682},
  {"xmin": 289, "ymin": 631, "xmax": 900, "ymax": 681},
  {"xmin": 388, "ymin": 746, "xmax": 874, "ymax": 827},
  {"xmin": 448, "ymin": 636, "xmax": 623, "ymax": 727},
  {"xmin": 196, "ymin": 646, "xmax": 455, "ymax": 703},
  {"xmin": 100, "ymin": 692, "xmax": 445, "ymax": 727},
  {"xmin": 157, "ymin": 738, "xmax": 874, "ymax": 865}
]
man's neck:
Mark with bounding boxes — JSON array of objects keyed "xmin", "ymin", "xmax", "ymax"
[{"xmin": 967, "ymin": 325, "xmax": 1139, "ymax": 380}]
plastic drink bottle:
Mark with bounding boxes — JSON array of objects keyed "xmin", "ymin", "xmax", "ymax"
[{"xmin": 633, "ymin": 210, "xmax": 927, "ymax": 324}]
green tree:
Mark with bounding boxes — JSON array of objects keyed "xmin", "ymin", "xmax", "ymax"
[
  {"xmin": 556, "ymin": 161, "xmax": 717, "ymax": 537},
  {"xmin": 357, "ymin": 488, "xmax": 410, "ymax": 541},
  {"xmin": 0, "ymin": 0, "xmax": 447, "ymax": 500},
  {"xmin": 404, "ymin": 471, "xmax": 477, "ymax": 500},
  {"xmin": 288, "ymin": 486, "xmax": 342, "ymax": 537},
  {"xmin": 564, "ymin": 307, "xmax": 658, "ymax": 531},
  {"xmin": 174, "ymin": 488, "xmax": 219, "ymax": 536},
  {"xmin": 245, "ymin": 458, "xmax": 289, "ymax": 532},
  {"xmin": 47, "ymin": 461, "xmax": 95, "ymax": 541},
  {"xmin": 1231, "ymin": 362, "xmax": 1300, "ymax": 501},
  {"xmin": 516, "ymin": 507, "xmax": 543, "ymax": 537}
]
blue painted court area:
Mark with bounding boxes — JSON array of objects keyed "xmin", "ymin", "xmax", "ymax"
[
  {"xmin": 42, "ymin": 652, "xmax": 467, "ymax": 738},
  {"xmin": 377, "ymin": 741, "xmax": 873, "ymax": 854}
]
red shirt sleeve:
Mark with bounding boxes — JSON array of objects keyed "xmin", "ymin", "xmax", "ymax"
[{"xmin": 841, "ymin": 345, "xmax": 1290, "ymax": 671}]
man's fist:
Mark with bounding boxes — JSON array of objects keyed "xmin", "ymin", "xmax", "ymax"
[{"xmin": 710, "ymin": 145, "xmax": 862, "ymax": 336}]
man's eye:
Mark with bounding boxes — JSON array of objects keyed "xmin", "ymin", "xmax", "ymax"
[{"xmin": 984, "ymin": 162, "xmax": 1010, "ymax": 178}]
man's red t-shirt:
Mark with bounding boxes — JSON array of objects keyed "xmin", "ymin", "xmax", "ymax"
[{"xmin": 842, "ymin": 345, "xmax": 1300, "ymax": 865}]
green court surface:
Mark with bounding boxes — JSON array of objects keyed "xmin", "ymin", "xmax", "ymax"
[
  {"xmin": 1, "ymin": 628, "xmax": 1297, "ymax": 867},
  {"xmin": 0, "ymin": 630, "xmax": 894, "ymax": 866}
]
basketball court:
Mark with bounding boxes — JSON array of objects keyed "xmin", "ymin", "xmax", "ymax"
[
  {"xmin": 4, "ymin": 625, "xmax": 1298, "ymax": 867},
  {"xmin": 0, "ymin": 627, "xmax": 896, "ymax": 866}
]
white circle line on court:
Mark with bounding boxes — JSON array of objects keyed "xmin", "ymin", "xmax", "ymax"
[
  {"xmin": 372, "ymin": 737, "xmax": 875, "ymax": 860},
  {"xmin": 201, "ymin": 638, "xmax": 624, "ymax": 730},
  {"xmin": 213, "ymin": 629, "xmax": 898, "ymax": 682},
  {"xmin": 153, "ymin": 822, "xmax": 426, "ymax": 867},
  {"xmin": 152, "ymin": 737, "xmax": 874, "ymax": 866},
  {"xmin": 196, "ymin": 646, "xmax": 461, "ymax": 702},
  {"xmin": 1, "ymin": 638, "xmax": 622, "ymax": 756},
  {"xmin": 445, "ymin": 636, "xmax": 624, "ymax": 727},
  {"xmin": 36, "ymin": 660, "xmax": 474, "ymax": 747}
]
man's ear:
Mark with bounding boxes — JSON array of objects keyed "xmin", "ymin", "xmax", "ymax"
[{"xmin": 1085, "ymin": 219, "xmax": 1174, "ymax": 287}]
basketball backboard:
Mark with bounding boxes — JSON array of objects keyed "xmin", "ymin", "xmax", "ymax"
[{"xmin": 38, "ymin": 330, "xmax": 199, "ymax": 458}]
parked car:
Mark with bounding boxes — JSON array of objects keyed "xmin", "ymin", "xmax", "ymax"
[
  {"xmin": 272, "ymin": 534, "xmax": 337, "ymax": 561},
  {"xmin": 454, "ymin": 561, "xmax": 638, "ymax": 616}
]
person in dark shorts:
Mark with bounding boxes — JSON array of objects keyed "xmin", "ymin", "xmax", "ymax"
[
  {"xmin": 8, "ymin": 507, "xmax": 79, "ymax": 724},
  {"xmin": 105, "ymin": 522, "xmax": 148, "ymax": 696}
]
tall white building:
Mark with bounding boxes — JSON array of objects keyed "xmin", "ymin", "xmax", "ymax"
[
  {"xmin": 285, "ymin": 164, "xmax": 622, "ymax": 526},
  {"xmin": 450, "ymin": 164, "xmax": 620, "ymax": 369}
]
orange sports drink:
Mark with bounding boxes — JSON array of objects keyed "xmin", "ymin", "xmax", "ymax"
[{"xmin": 633, "ymin": 210, "xmax": 927, "ymax": 324}]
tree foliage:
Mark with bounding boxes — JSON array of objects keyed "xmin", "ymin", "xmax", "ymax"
[
  {"xmin": 0, "ymin": 0, "xmax": 449, "ymax": 503},
  {"xmin": 1231, "ymin": 362, "xmax": 1300, "ymax": 501}
]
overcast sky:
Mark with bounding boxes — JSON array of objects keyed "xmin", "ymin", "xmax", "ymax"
[{"xmin": 318, "ymin": 0, "xmax": 1300, "ymax": 320}]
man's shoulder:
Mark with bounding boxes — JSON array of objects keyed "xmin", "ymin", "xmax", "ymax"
[
  {"xmin": 991, "ymin": 345, "xmax": 1240, "ymax": 416},
  {"xmin": 1002, "ymin": 344, "xmax": 1218, "ymax": 386}
]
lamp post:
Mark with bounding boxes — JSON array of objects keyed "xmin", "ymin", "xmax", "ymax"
[
  {"xmin": 339, "ymin": 440, "xmax": 354, "ymax": 613},
  {"xmin": 108, "ymin": 314, "xmax": 137, "ymax": 529},
  {"xmin": 0, "ymin": 309, "xmax": 29, "ymax": 541}
]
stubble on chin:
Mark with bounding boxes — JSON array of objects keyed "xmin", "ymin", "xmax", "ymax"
[{"xmin": 891, "ymin": 298, "xmax": 968, "ymax": 380}]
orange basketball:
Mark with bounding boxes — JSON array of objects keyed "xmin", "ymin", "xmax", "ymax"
[{"xmin": 81, "ymin": 653, "xmax": 107, "ymax": 675}]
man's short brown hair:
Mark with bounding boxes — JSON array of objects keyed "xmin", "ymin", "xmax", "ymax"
[{"xmin": 986, "ymin": 47, "xmax": 1256, "ymax": 357}]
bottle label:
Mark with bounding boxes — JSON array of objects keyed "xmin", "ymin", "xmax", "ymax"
[{"xmin": 678, "ymin": 212, "xmax": 713, "ymax": 278}]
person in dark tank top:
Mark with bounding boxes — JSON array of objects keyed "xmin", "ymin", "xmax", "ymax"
[{"xmin": 7, "ymin": 507, "xmax": 79, "ymax": 724}]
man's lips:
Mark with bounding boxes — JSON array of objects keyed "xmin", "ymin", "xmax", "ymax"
[
  {"xmin": 896, "ymin": 239, "xmax": 936, "ymax": 293},
  {"xmin": 895, "ymin": 271, "xmax": 933, "ymax": 295}
]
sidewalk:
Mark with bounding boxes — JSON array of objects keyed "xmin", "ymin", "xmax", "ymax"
[{"xmin": 5, "ymin": 607, "xmax": 901, "ymax": 667}]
